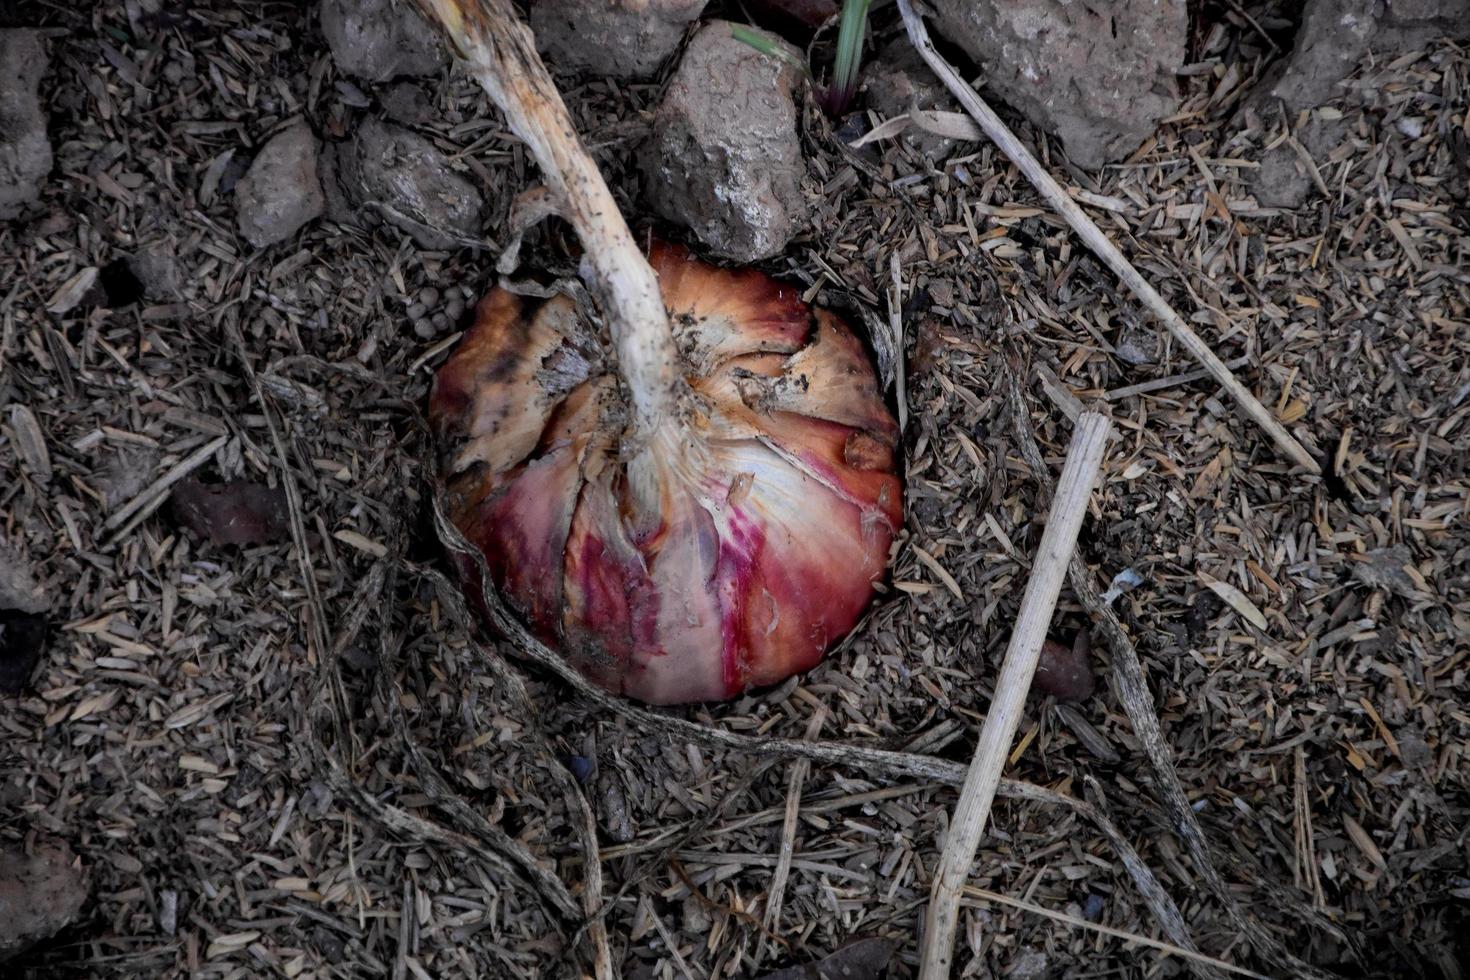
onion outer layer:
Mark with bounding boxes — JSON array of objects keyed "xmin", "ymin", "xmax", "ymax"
[{"xmin": 431, "ymin": 242, "xmax": 901, "ymax": 704}]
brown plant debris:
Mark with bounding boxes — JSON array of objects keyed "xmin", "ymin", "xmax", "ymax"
[{"xmin": 169, "ymin": 477, "xmax": 292, "ymax": 547}]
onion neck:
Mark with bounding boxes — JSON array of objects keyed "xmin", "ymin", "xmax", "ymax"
[{"xmin": 416, "ymin": 0, "xmax": 684, "ymax": 447}]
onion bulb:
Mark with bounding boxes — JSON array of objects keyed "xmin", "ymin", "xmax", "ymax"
[{"xmin": 431, "ymin": 242, "xmax": 901, "ymax": 704}]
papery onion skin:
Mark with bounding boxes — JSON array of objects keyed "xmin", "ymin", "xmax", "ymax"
[{"xmin": 431, "ymin": 242, "xmax": 901, "ymax": 705}]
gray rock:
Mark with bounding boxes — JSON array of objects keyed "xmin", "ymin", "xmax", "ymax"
[
  {"xmin": 381, "ymin": 82, "xmax": 433, "ymax": 126},
  {"xmin": 0, "ymin": 540, "xmax": 47, "ymax": 614},
  {"xmin": 320, "ymin": 0, "xmax": 447, "ymax": 83},
  {"xmin": 0, "ymin": 30, "xmax": 53, "ymax": 221},
  {"xmin": 1258, "ymin": 0, "xmax": 1470, "ymax": 113},
  {"xmin": 124, "ymin": 249, "xmax": 182, "ymax": 300},
  {"xmin": 1251, "ymin": 112, "xmax": 1350, "ymax": 209},
  {"xmin": 335, "ymin": 118, "xmax": 484, "ymax": 249},
  {"xmin": 1256, "ymin": 0, "xmax": 1378, "ymax": 112},
  {"xmin": 1006, "ymin": 948, "xmax": 1049, "ymax": 980},
  {"xmin": 927, "ymin": 0, "xmax": 1186, "ymax": 169},
  {"xmin": 864, "ymin": 39, "xmax": 966, "ymax": 160},
  {"xmin": 530, "ymin": 0, "xmax": 705, "ymax": 80},
  {"xmin": 1252, "ymin": 150, "xmax": 1312, "ymax": 210},
  {"xmin": 1113, "ymin": 321, "xmax": 1157, "ymax": 366},
  {"xmin": 641, "ymin": 21, "xmax": 808, "ymax": 262},
  {"xmin": 0, "ymin": 838, "xmax": 88, "ymax": 962},
  {"xmin": 235, "ymin": 120, "xmax": 326, "ymax": 248}
]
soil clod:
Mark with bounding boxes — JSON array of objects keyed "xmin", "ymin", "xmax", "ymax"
[
  {"xmin": 0, "ymin": 29, "xmax": 52, "ymax": 221},
  {"xmin": 529, "ymin": 0, "xmax": 706, "ymax": 81},
  {"xmin": 0, "ymin": 838, "xmax": 89, "ymax": 963},
  {"xmin": 320, "ymin": 0, "xmax": 448, "ymax": 83},
  {"xmin": 924, "ymin": 0, "xmax": 1186, "ymax": 168},
  {"xmin": 641, "ymin": 21, "xmax": 808, "ymax": 261},
  {"xmin": 235, "ymin": 119, "xmax": 326, "ymax": 248}
]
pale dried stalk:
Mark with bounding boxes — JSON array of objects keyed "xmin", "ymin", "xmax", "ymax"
[
  {"xmin": 1005, "ymin": 374, "xmax": 1336, "ymax": 979},
  {"xmin": 896, "ymin": 0, "xmax": 1320, "ymax": 476},
  {"xmin": 919, "ymin": 410, "xmax": 1112, "ymax": 980},
  {"xmin": 413, "ymin": 0, "xmax": 680, "ymax": 448},
  {"xmin": 960, "ymin": 886, "xmax": 1269, "ymax": 979}
]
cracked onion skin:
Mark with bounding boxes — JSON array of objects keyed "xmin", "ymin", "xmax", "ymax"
[{"xmin": 430, "ymin": 242, "xmax": 901, "ymax": 705}]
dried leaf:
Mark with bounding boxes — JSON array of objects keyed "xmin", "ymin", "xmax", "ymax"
[
  {"xmin": 1033, "ymin": 632, "xmax": 1096, "ymax": 702},
  {"xmin": 1198, "ymin": 572, "xmax": 1268, "ymax": 631},
  {"xmin": 333, "ymin": 529, "xmax": 388, "ymax": 558},
  {"xmin": 7, "ymin": 404, "xmax": 52, "ymax": 482},
  {"xmin": 755, "ymin": 937, "xmax": 897, "ymax": 980},
  {"xmin": 1342, "ymin": 814, "xmax": 1387, "ymax": 871},
  {"xmin": 206, "ymin": 930, "xmax": 261, "ymax": 958},
  {"xmin": 907, "ymin": 318, "xmax": 946, "ymax": 377},
  {"xmin": 164, "ymin": 693, "xmax": 235, "ymax": 729},
  {"xmin": 199, "ymin": 147, "xmax": 234, "ymax": 206},
  {"xmin": 45, "ymin": 267, "xmax": 99, "ymax": 314},
  {"xmin": 170, "ymin": 477, "xmax": 290, "ymax": 546},
  {"xmin": 1053, "ymin": 702, "xmax": 1120, "ymax": 762},
  {"xmin": 912, "ymin": 544, "xmax": 963, "ymax": 600},
  {"xmin": 850, "ymin": 114, "xmax": 914, "ymax": 148},
  {"xmin": 69, "ymin": 689, "xmax": 119, "ymax": 721},
  {"xmin": 851, "ymin": 110, "xmax": 983, "ymax": 148},
  {"xmin": 908, "ymin": 106, "xmax": 983, "ymax": 140}
]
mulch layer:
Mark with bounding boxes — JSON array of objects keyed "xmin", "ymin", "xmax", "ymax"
[{"xmin": 2, "ymin": 2, "xmax": 1466, "ymax": 978}]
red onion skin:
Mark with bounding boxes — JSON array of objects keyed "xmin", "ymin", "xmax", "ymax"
[{"xmin": 432, "ymin": 243, "xmax": 901, "ymax": 704}]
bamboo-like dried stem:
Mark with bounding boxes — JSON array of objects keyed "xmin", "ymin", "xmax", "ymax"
[
  {"xmin": 413, "ymin": 0, "xmax": 681, "ymax": 451},
  {"xmin": 896, "ymin": 0, "xmax": 1320, "ymax": 476},
  {"xmin": 918, "ymin": 410, "xmax": 1112, "ymax": 980}
]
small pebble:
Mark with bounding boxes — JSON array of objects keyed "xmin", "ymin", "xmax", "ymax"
[
  {"xmin": 445, "ymin": 294, "xmax": 464, "ymax": 320},
  {"xmin": 341, "ymin": 645, "xmax": 376, "ymax": 675},
  {"xmin": 412, "ymin": 317, "xmax": 434, "ymax": 339},
  {"xmin": 430, "ymin": 312, "xmax": 448, "ymax": 331},
  {"xmin": 338, "ymin": 119, "xmax": 484, "ymax": 249},
  {"xmin": 418, "ymin": 286, "xmax": 440, "ymax": 306},
  {"xmin": 234, "ymin": 120, "xmax": 325, "ymax": 247},
  {"xmin": 682, "ymin": 897, "xmax": 712, "ymax": 934},
  {"xmin": 405, "ymin": 301, "xmax": 427, "ymax": 320}
]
